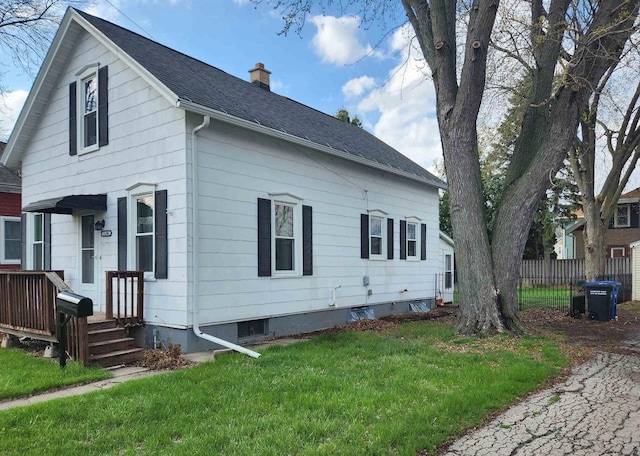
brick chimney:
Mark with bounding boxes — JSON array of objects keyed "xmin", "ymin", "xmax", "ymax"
[{"xmin": 249, "ymin": 62, "xmax": 271, "ymax": 91}]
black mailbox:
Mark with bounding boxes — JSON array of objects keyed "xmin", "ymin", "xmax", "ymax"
[
  {"xmin": 56, "ymin": 291, "xmax": 93, "ymax": 318},
  {"xmin": 56, "ymin": 291, "xmax": 93, "ymax": 368}
]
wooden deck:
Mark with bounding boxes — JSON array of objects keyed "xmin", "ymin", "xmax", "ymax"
[{"xmin": 1, "ymin": 271, "xmax": 145, "ymax": 367}]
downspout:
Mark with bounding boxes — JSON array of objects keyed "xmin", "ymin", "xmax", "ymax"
[{"xmin": 190, "ymin": 115, "xmax": 261, "ymax": 358}]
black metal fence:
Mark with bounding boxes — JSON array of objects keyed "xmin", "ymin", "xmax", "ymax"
[{"xmin": 518, "ymin": 274, "xmax": 632, "ymax": 312}]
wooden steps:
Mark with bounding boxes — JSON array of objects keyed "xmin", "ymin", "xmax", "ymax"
[{"xmin": 88, "ymin": 319, "xmax": 144, "ymax": 368}]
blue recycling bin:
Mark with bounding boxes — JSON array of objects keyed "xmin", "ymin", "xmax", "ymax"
[{"xmin": 583, "ymin": 281, "xmax": 621, "ymax": 322}]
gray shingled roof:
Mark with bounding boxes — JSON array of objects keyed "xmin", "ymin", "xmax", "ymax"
[
  {"xmin": 76, "ymin": 10, "xmax": 444, "ymax": 187},
  {"xmin": 0, "ymin": 141, "xmax": 21, "ymax": 191}
]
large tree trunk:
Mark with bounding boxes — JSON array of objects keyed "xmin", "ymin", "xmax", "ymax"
[
  {"xmin": 583, "ymin": 200, "xmax": 607, "ymax": 281},
  {"xmin": 442, "ymin": 122, "xmax": 504, "ymax": 334}
]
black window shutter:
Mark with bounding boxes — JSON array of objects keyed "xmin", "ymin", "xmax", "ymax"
[
  {"xmin": 98, "ymin": 66, "xmax": 109, "ymax": 147},
  {"xmin": 117, "ymin": 197, "xmax": 127, "ymax": 270},
  {"xmin": 421, "ymin": 223, "xmax": 427, "ymax": 260},
  {"xmin": 360, "ymin": 214, "xmax": 369, "ymax": 259},
  {"xmin": 387, "ymin": 218, "xmax": 394, "ymax": 259},
  {"xmin": 20, "ymin": 213, "xmax": 27, "ymax": 269},
  {"xmin": 69, "ymin": 82, "xmax": 77, "ymax": 156},
  {"xmin": 44, "ymin": 213, "xmax": 51, "ymax": 270},
  {"xmin": 400, "ymin": 220, "xmax": 407, "ymax": 260},
  {"xmin": 303, "ymin": 205, "xmax": 313, "ymax": 276},
  {"xmin": 632, "ymin": 203, "xmax": 639, "ymax": 228},
  {"xmin": 257, "ymin": 198, "xmax": 271, "ymax": 276},
  {"xmin": 155, "ymin": 190, "xmax": 168, "ymax": 279}
]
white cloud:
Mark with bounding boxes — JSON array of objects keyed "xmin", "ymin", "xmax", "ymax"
[
  {"xmin": 86, "ymin": 0, "xmax": 122, "ymax": 21},
  {"xmin": 232, "ymin": 0, "xmax": 250, "ymax": 4},
  {"xmin": 352, "ymin": 26, "xmax": 441, "ymax": 170},
  {"xmin": 0, "ymin": 89, "xmax": 28, "ymax": 141},
  {"xmin": 269, "ymin": 78, "xmax": 289, "ymax": 95},
  {"xmin": 309, "ymin": 15, "xmax": 381, "ymax": 66},
  {"xmin": 342, "ymin": 76, "xmax": 376, "ymax": 99}
]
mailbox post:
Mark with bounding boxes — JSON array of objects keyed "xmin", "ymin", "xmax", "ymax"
[{"xmin": 56, "ymin": 291, "xmax": 93, "ymax": 368}]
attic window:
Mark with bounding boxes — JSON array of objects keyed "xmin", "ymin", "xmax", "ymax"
[
  {"xmin": 77, "ymin": 65, "xmax": 99, "ymax": 154},
  {"xmin": 82, "ymin": 74, "xmax": 98, "ymax": 148},
  {"xmin": 70, "ymin": 64, "xmax": 108, "ymax": 156}
]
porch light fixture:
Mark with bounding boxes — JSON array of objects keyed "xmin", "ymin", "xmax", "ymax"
[{"xmin": 94, "ymin": 219, "xmax": 105, "ymax": 231}]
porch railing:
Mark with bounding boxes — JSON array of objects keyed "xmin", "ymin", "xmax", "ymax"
[
  {"xmin": 0, "ymin": 271, "xmax": 90, "ymax": 366},
  {"xmin": 106, "ymin": 271, "xmax": 144, "ymax": 326}
]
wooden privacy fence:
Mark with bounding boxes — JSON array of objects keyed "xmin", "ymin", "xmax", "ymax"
[
  {"xmin": 520, "ymin": 258, "xmax": 631, "ymax": 284},
  {"xmin": 106, "ymin": 271, "xmax": 144, "ymax": 326},
  {"xmin": 0, "ymin": 271, "xmax": 90, "ymax": 366}
]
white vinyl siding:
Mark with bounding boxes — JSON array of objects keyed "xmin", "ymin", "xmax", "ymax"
[
  {"xmin": 19, "ymin": 31, "xmax": 188, "ymax": 325},
  {"xmin": 192, "ymin": 118, "xmax": 440, "ymax": 325}
]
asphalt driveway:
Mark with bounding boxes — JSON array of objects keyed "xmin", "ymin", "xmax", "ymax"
[{"xmin": 442, "ymin": 351, "xmax": 640, "ymax": 455}]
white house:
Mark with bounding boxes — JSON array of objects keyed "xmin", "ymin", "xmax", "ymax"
[{"xmin": 1, "ymin": 8, "xmax": 446, "ymax": 353}]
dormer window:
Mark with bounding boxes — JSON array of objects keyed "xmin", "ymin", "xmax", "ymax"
[{"xmin": 69, "ymin": 64, "xmax": 109, "ymax": 156}]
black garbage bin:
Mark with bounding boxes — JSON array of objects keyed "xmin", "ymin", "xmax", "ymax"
[{"xmin": 582, "ymin": 281, "xmax": 621, "ymax": 322}]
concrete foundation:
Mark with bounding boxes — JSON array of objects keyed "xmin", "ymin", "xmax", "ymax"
[
  {"xmin": 1, "ymin": 334, "xmax": 20, "ymax": 349},
  {"xmin": 134, "ymin": 298, "xmax": 436, "ymax": 353},
  {"xmin": 43, "ymin": 344, "xmax": 59, "ymax": 358}
]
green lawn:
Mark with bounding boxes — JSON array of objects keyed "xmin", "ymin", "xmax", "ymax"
[
  {"xmin": 0, "ymin": 348, "xmax": 111, "ymax": 400},
  {"xmin": 0, "ymin": 321, "xmax": 567, "ymax": 456}
]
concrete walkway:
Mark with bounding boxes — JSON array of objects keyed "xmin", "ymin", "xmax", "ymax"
[
  {"xmin": 0, "ymin": 338, "xmax": 302, "ymax": 411},
  {"xmin": 443, "ymin": 351, "xmax": 640, "ymax": 456},
  {"xmin": 0, "ymin": 366, "xmax": 160, "ymax": 411}
]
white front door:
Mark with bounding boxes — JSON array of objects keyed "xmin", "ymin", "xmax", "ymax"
[{"xmin": 79, "ymin": 214, "xmax": 100, "ymax": 310}]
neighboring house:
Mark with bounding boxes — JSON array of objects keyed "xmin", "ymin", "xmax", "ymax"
[
  {"xmin": 554, "ymin": 220, "xmax": 577, "ymax": 259},
  {"xmin": 1, "ymin": 8, "xmax": 446, "ymax": 353},
  {"xmin": 0, "ymin": 141, "xmax": 22, "ymax": 270},
  {"xmin": 438, "ymin": 232, "xmax": 455, "ymax": 304},
  {"xmin": 567, "ymin": 188, "xmax": 640, "ymax": 260}
]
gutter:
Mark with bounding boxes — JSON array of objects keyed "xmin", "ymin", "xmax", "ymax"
[
  {"xmin": 190, "ymin": 115, "xmax": 261, "ymax": 358},
  {"xmin": 177, "ymin": 100, "xmax": 447, "ymax": 190}
]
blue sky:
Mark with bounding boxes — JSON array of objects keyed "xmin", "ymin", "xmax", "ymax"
[{"xmin": 0, "ymin": 0, "xmax": 442, "ymax": 172}]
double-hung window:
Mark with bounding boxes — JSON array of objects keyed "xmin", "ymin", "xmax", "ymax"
[
  {"xmin": 400, "ymin": 217, "xmax": 427, "ymax": 261},
  {"xmin": 444, "ymin": 254, "xmax": 453, "ymax": 289},
  {"xmin": 369, "ymin": 215, "xmax": 384, "ymax": 258},
  {"xmin": 81, "ymin": 72, "xmax": 98, "ymax": 149},
  {"xmin": 127, "ymin": 185, "xmax": 156, "ymax": 275},
  {"xmin": 360, "ymin": 210, "xmax": 393, "ymax": 260},
  {"xmin": 406, "ymin": 221, "xmax": 418, "ymax": 259},
  {"xmin": 33, "ymin": 213, "xmax": 44, "ymax": 270},
  {"xmin": 119, "ymin": 184, "xmax": 168, "ymax": 279},
  {"xmin": 70, "ymin": 64, "xmax": 108, "ymax": 156},
  {"xmin": 257, "ymin": 195, "xmax": 313, "ymax": 277},
  {"xmin": 614, "ymin": 204, "xmax": 631, "ymax": 228},
  {"xmin": 0, "ymin": 217, "xmax": 21, "ymax": 265},
  {"xmin": 274, "ymin": 201, "xmax": 297, "ymax": 272},
  {"xmin": 271, "ymin": 195, "xmax": 303, "ymax": 276}
]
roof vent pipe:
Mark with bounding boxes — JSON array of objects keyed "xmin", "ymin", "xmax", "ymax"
[{"xmin": 249, "ymin": 62, "xmax": 271, "ymax": 91}]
